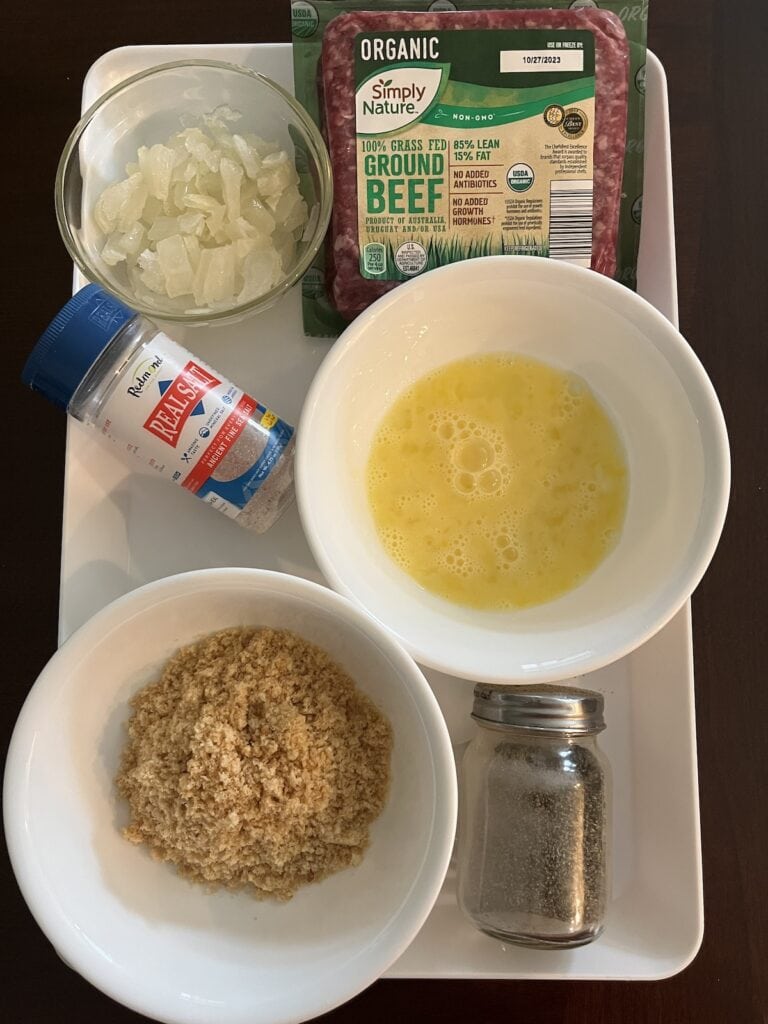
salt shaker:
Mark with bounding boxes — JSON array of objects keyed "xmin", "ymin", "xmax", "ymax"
[
  {"xmin": 457, "ymin": 683, "xmax": 610, "ymax": 949},
  {"xmin": 22, "ymin": 285, "xmax": 295, "ymax": 533}
]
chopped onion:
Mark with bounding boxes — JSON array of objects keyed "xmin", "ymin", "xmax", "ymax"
[
  {"xmin": 233, "ymin": 134, "xmax": 260, "ymax": 179},
  {"xmin": 137, "ymin": 144, "xmax": 175, "ymax": 201},
  {"xmin": 156, "ymin": 234, "xmax": 194, "ymax": 298},
  {"xmin": 100, "ymin": 222, "xmax": 146, "ymax": 266},
  {"xmin": 94, "ymin": 107, "xmax": 310, "ymax": 310},
  {"xmin": 219, "ymin": 157, "xmax": 243, "ymax": 223}
]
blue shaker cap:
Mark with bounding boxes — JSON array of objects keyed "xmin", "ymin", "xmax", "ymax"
[{"xmin": 22, "ymin": 284, "xmax": 136, "ymax": 410}]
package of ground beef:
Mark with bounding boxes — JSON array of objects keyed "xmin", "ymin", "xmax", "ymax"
[{"xmin": 291, "ymin": 0, "xmax": 649, "ymax": 336}]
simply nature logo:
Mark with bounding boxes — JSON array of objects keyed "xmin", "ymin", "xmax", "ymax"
[{"xmin": 356, "ymin": 66, "xmax": 445, "ymax": 134}]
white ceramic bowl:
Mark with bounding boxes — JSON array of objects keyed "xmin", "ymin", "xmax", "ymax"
[
  {"xmin": 3, "ymin": 569, "xmax": 457, "ymax": 1024},
  {"xmin": 297, "ymin": 256, "xmax": 729, "ymax": 683}
]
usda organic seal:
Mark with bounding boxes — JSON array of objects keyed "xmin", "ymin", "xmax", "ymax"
[
  {"xmin": 292, "ymin": 1, "xmax": 319, "ymax": 38},
  {"xmin": 506, "ymin": 163, "xmax": 535, "ymax": 193}
]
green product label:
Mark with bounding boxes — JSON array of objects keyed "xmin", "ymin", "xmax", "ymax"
[
  {"xmin": 291, "ymin": 0, "xmax": 649, "ymax": 337},
  {"xmin": 354, "ymin": 29, "xmax": 596, "ymax": 280}
]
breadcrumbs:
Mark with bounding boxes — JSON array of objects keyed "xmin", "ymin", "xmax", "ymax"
[{"xmin": 116, "ymin": 627, "xmax": 393, "ymax": 900}]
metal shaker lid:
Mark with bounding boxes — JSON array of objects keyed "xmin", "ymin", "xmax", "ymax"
[{"xmin": 471, "ymin": 682, "xmax": 605, "ymax": 734}]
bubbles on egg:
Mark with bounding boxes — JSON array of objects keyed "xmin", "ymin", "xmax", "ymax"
[
  {"xmin": 479, "ymin": 469, "xmax": 502, "ymax": 494},
  {"xmin": 454, "ymin": 436, "xmax": 493, "ymax": 473},
  {"xmin": 366, "ymin": 353, "xmax": 627, "ymax": 610}
]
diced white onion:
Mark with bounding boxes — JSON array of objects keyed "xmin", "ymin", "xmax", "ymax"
[
  {"xmin": 94, "ymin": 108, "xmax": 310, "ymax": 310},
  {"xmin": 138, "ymin": 144, "xmax": 175, "ymax": 201}
]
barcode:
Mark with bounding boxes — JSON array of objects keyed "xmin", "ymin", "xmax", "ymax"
[{"xmin": 548, "ymin": 180, "xmax": 593, "ymax": 267}]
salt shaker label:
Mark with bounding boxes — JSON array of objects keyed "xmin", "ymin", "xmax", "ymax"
[{"xmin": 97, "ymin": 333, "xmax": 293, "ymax": 518}]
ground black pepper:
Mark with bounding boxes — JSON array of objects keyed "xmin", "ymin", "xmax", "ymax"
[{"xmin": 457, "ymin": 685, "xmax": 609, "ymax": 948}]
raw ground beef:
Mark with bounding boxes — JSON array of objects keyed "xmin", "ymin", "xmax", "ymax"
[{"xmin": 321, "ymin": 9, "xmax": 629, "ymax": 319}]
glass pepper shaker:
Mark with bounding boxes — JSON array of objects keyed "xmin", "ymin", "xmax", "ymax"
[{"xmin": 457, "ymin": 683, "xmax": 610, "ymax": 949}]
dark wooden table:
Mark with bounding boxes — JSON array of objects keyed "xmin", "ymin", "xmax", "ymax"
[{"xmin": 2, "ymin": 2, "xmax": 766, "ymax": 1021}]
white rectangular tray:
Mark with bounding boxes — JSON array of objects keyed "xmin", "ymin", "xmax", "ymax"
[{"xmin": 60, "ymin": 43, "xmax": 701, "ymax": 981}]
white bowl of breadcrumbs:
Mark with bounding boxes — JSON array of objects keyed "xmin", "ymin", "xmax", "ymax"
[{"xmin": 4, "ymin": 568, "xmax": 457, "ymax": 1024}]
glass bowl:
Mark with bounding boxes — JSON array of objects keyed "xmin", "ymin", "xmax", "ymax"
[{"xmin": 56, "ymin": 60, "xmax": 332, "ymax": 325}]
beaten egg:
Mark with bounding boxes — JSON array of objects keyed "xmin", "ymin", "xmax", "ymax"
[{"xmin": 366, "ymin": 354, "xmax": 628, "ymax": 610}]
